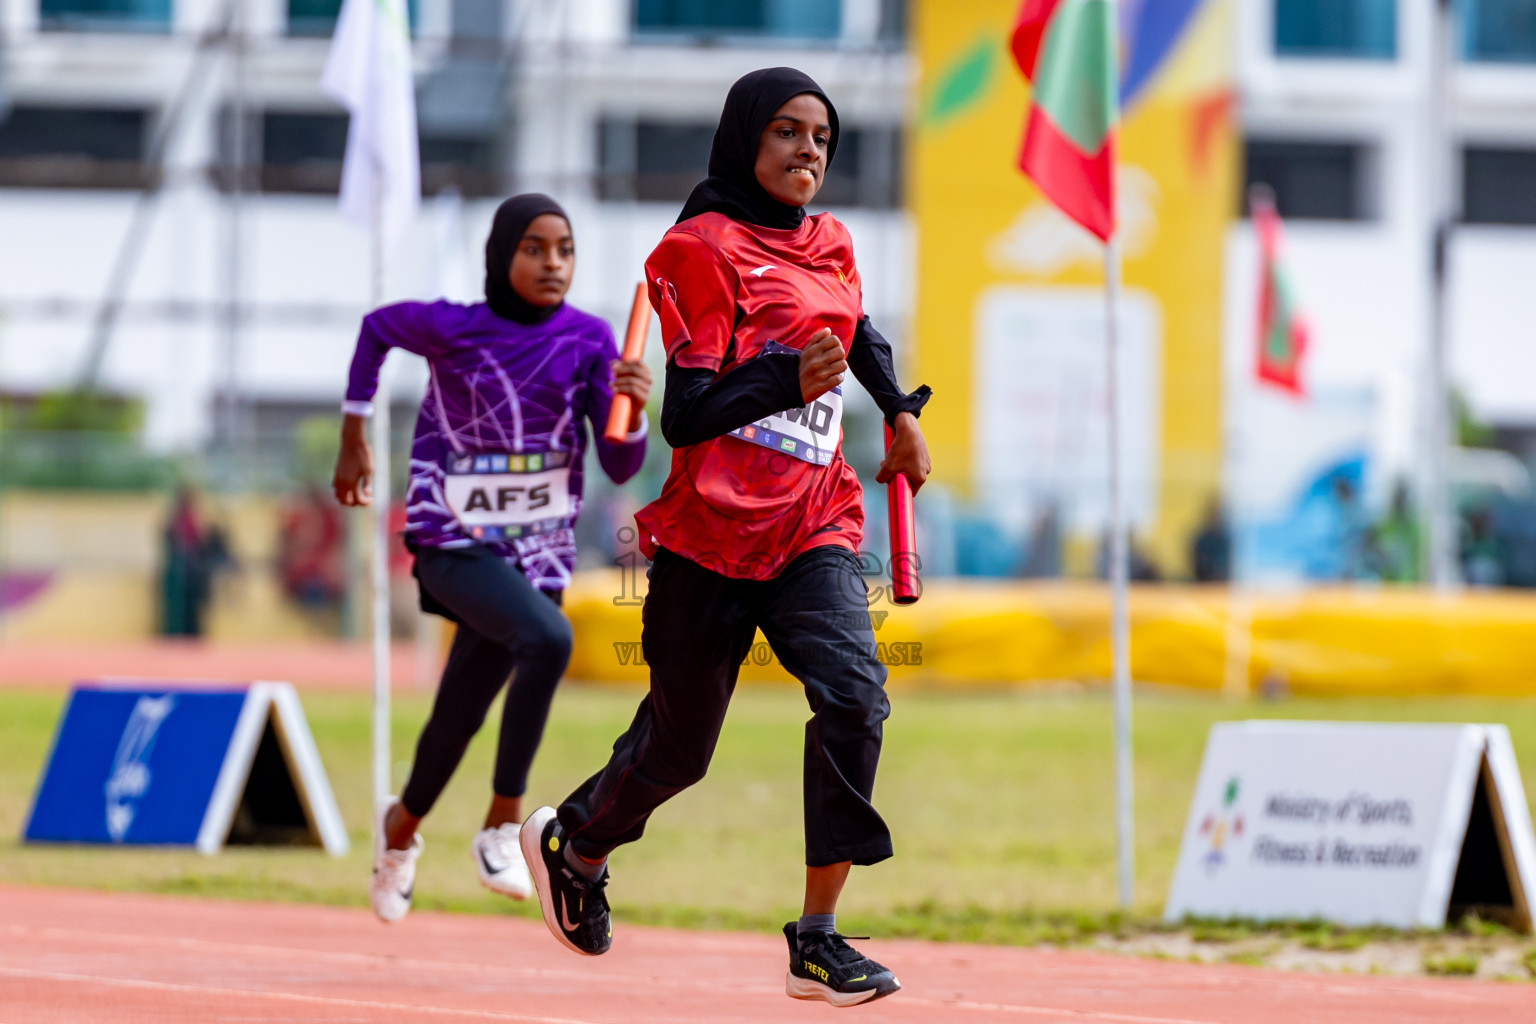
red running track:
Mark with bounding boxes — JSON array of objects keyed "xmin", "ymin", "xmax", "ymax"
[
  {"xmin": 0, "ymin": 640, "xmax": 420, "ymax": 691},
  {"xmin": 0, "ymin": 886, "xmax": 1531, "ymax": 1023}
]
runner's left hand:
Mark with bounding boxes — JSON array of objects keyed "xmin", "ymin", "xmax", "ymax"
[
  {"xmin": 876, "ymin": 412, "xmax": 930, "ymax": 493},
  {"xmin": 612, "ymin": 359, "xmax": 653, "ymax": 433}
]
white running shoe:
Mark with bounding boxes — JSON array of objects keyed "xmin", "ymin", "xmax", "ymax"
[
  {"xmin": 472, "ymin": 822, "xmax": 533, "ymax": 900},
  {"xmin": 371, "ymin": 800, "xmax": 423, "ymax": 923}
]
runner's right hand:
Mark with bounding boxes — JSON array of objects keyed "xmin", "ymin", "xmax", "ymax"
[
  {"xmin": 333, "ymin": 414, "xmax": 374, "ymax": 507},
  {"xmin": 798, "ymin": 329, "xmax": 847, "ymax": 404}
]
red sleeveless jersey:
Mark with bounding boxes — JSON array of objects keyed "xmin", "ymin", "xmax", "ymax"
[{"xmin": 634, "ymin": 211, "xmax": 866, "ymax": 580}]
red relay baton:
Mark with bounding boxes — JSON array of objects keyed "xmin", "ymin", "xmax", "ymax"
[
  {"xmin": 885, "ymin": 423, "xmax": 920, "ymax": 605},
  {"xmin": 604, "ymin": 282, "xmax": 652, "ymax": 444}
]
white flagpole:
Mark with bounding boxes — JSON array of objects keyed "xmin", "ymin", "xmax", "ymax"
[
  {"xmin": 1105, "ymin": 232, "xmax": 1134, "ymax": 910},
  {"xmin": 323, "ymin": 0, "xmax": 415, "ymax": 819},
  {"xmin": 369, "ymin": 168, "xmax": 392, "ymax": 809}
]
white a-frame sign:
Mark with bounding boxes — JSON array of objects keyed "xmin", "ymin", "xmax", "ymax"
[
  {"xmin": 1165, "ymin": 722, "xmax": 1536, "ymax": 933},
  {"xmin": 25, "ymin": 681, "xmax": 349, "ymax": 856}
]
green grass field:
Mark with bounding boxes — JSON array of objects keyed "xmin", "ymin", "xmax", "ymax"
[{"xmin": 2, "ymin": 684, "xmax": 1535, "ymax": 945}]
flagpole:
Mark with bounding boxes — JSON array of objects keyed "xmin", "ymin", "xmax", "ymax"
[
  {"xmin": 369, "ymin": 165, "xmax": 392, "ymax": 811},
  {"xmin": 1105, "ymin": 232, "xmax": 1134, "ymax": 910},
  {"xmin": 1424, "ymin": 0, "xmax": 1458, "ymax": 594}
]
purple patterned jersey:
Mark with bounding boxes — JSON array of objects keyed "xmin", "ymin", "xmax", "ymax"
[{"xmin": 345, "ymin": 300, "xmax": 647, "ymax": 591}]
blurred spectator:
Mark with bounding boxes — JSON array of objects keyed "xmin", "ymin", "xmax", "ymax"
[
  {"xmin": 389, "ymin": 499, "xmax": 419, "ymax": 638},
  {"xmin": 278, "ymin": 484, "xmax": 345, "ymax": 611},
  {"xmin": 1189, "ymin": 498, "xmax": 1231, "ymax": 582},
  {"xmin": 1329, "ymin": 474, "xmax": 1368, "ymax": 581},
  {"xmin": 1490, "ymin": 494, "xmax": 1536, "ymax": 587},
  {"xmin": 955, "ymin": 515, "xmax": 1019, "ymax": 576},
  {"xmin": 1460, "ymin": 506, "xmax": 1504, "ymax": 587},
  {"xmin": 1098, "ymin": 531, "xmax": 1163, "ymax": 582},
  {"xmin": 1365, "ymin": 481, "xmax": 1423, "ymax": 583},
  {"xmin": 1020, "ymin": 502, "xmax": 1063, "ymax": 578},
  {"xmin": 158, "ymin": 484, "xmax": 232, "ymax": 637}
]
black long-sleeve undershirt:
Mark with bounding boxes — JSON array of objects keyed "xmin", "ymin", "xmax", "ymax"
[
  {"xmin": 659, "ymin": 352, "xmax": 801, "ymax": 449},
  {"xmin": 847, "ymin": 316, "xmax": 933, "ymax": 428},
  {"xmin": 659, "ymin": 316, "xmax": 932, "ymax": 449}
]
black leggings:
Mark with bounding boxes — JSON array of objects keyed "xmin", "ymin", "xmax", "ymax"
[
  {"xmin": 399, "ymin": 544, "xmax": 573, "ymax": 818},
  {"xmin": 559, "ymin": 545, "xmax": 892, "ymax": 868}
]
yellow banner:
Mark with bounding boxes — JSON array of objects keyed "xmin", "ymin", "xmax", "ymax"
[{"xmin": 910, "ymin": 0, "xmax": 1237, "ymax": 576}]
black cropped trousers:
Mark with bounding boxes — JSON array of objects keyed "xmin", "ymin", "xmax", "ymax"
[
  {"xmin": 399, "ymin": 544, "xmax": 572, "ymax": 818},
  {"xmin": 559, "ymin": 545, "xmax": 892, "ymax": 867}
]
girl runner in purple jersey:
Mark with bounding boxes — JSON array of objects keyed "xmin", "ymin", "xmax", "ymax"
[{"xmin": 332, "ymin": 194, "xmax": 651, "ymax": 923}]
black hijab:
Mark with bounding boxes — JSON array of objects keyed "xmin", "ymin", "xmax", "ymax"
[
  {"xmin": 676, "ymin": 67, "xmax": 840, "ymax": 230},
  {"xmin": 484, "ymin": 193, "xmax": 571, "ymax": 324}
]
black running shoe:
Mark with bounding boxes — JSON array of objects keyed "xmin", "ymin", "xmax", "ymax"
[
  {"xmin": 520, "ymin": 806, "xmax": 612, "ymax": 956},
  {"xmin": 784, "ymin": 923, "xmax": 901, "ymax": 1006}
]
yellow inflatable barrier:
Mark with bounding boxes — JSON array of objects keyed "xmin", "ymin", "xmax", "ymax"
[{"xmin": 559, "ymin": 572, "xmax": 1536, "ymax": 696}]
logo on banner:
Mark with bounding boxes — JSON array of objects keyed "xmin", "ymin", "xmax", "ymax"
[
  {"xmin": 103, "ymin": 695, "xmax": 176, "ymax": 842},
  {"xmin": 1198, "ymin": 775, "xmax": 1245, "ymax": 873}
]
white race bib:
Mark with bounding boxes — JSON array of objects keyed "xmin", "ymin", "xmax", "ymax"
[
  {"xmin": 443, "ymin": 451, "xmax": 574, "ymax": 541},
  {"xmin": 728, "ymin": 340, "xmax": 844, "ymax": 465}
]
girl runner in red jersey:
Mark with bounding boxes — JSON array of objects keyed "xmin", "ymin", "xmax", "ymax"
[{"xmin": 521, "ymin": 68, "xmax": 931, "ymax": 1007}]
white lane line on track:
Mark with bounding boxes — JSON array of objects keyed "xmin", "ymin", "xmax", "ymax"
[
  {"xmin": 0, "ymin": 925, "xmax": 1232, "ymax": 1022},
  {"xmin": 0, "ymin": 937, "xmax": 1238, "ymax": 1024},
  {"xmin": 910, "ymin": 950, "xmax": 1508, "ymax": 1006},
  {"xmin": 900, "ymin": 996, "xmax": 1227, "ymax": 1024},
  {"xmin": 0, "ymin": 961, "xmax": 1233, "ymax": 1024},
  {"xmin": 1016, "ymin": 965, "xmax": 1509, "ymax": 1005},
  {"xmin": 0, "ymin": 923, "xmax": 784, "ymax": 998},
  {"xmin": 0, "ymin": 966, "xmax": 608, "ymax": 1024},
  {"xmin": 7, "ymin": 922, "xmax": 1519, "ymax": 1022}
]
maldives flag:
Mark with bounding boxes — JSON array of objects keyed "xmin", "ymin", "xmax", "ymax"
[
  {"xmin": 1251, "ymin": 187, "xmax": 1308, "ymax": 396},
  {"xmin": 1011, "ymin": 0, "xmax": 1119, "ymax": 242}
]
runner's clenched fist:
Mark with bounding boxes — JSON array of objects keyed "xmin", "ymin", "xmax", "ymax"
[{"xmin": 798, "ymin": 329, "xmax": 846, "ymax": 403}]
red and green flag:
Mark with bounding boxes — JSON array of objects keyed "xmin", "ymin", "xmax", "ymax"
[
  {"xmin": 1010, "ymin": 0, "xmax": 1120, "ymax": 242},
  {"xmin": 1250, "ymin": 186, "xmax": 1308, "ymax": 396}
]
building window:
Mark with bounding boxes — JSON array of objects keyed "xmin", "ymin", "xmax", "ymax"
[
  {"xmin": 810, "ymin": 125, "xmax": 902, "ymax": 210},
  {"xmin": 634, "ymin": 0, "xmax": 840, "ymax": 41},
  {"xmin": 877, "ymin": 0, "xmax": 906, "ymax": 44},
  {"xmin": 598, "ymin": 121, "xmax": 713, "ymax": 201},
  {"xmin": 257, "ymin": 112, "xmax": 349, "ymax": 193},
  {"xmin": 598, "ymin": 117, "xmax": 900, "ymax": 209},
  {"xmin": 420, "ymin": 136, "xmax": 501, "ymax": 198},
  {"xmin": 0, "ymin": 107, "xmax": 151, "ymax": 189},
  {"xmin": 216, "ymin": 110, "xmax": 499, "ymax": 197},
  {"xmin": 1463, "ymin": 147, "xmax": 1536, "ymax": 225},
  {"xmin": 1244, "ymin": 139, "xmax": 1376, "ymax": 221},
  {"xmin": 1462, "ymin": 0, "xmax": 1536, "ymax": 64},
  {"xmin": 288, "ymin": 0, "xmax": 417, "ymax": 37},
  {"xmin": 38, "ymin": 0, "xmax": 169, "ymax": 32},
  {"xmin": 1274, "ymin": 0, "xmax": 1396, "ymax": 60}
]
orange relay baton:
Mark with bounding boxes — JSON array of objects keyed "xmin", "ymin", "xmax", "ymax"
[{"xmin": 604, "ymin": 282, "xmax": 652, "ymax": 443}]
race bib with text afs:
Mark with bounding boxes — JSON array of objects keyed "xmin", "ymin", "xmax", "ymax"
[{"xmin": 444, "ymin": 450, "xmax": 573, "ymax": 541}]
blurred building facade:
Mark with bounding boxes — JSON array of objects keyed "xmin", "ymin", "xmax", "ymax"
[
  {"xmin": 1224, "ymin": 0, "xmax": 1536, "ymax": 584},
  {"xmin": 1228, "ymin": 0, "xmax": 1536, "ymax": 484},
  {"xmin": 0, "ymin": 0, "xmax": 912, "ymax": 456},
  {"xmin": 1, "ymin": 0, "xmax": 1536, "ymax": 588}
]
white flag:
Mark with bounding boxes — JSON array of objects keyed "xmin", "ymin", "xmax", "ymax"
[{"xmin": 322, "ymin": 0, "xmax": 420, "ymax": 244}]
